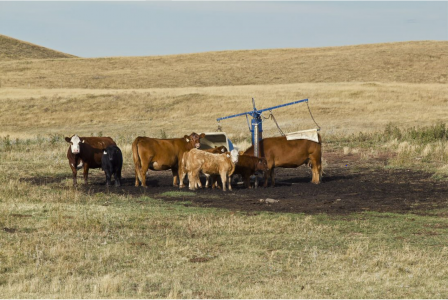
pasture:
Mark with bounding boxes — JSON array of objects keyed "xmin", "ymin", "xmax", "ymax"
[{"xmin": 0, "ymin": 39, "xmax": 447, "ymax": 298}]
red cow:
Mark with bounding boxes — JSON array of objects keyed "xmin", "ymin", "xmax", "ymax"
[
  {"xmin": 132, "ymin": 132, "xmax": 205, "ymax": 187},
  {"xmin": 244, "ymin": 135, "xmax": 322, "ymax": 186}
]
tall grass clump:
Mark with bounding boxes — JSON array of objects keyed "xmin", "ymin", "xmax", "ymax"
[
  {"xmin": 382, "ymin": 123, "xmax": 447, "ymax": 171},
  {"xmin": 383, "ymin": 122, "xmax": 447, "ymax": 143}
]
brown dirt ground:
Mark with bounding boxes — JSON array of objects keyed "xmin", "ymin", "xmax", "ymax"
[{"xmin": 25, "ymin": 151, "xmax": 448, "ymax": 216}]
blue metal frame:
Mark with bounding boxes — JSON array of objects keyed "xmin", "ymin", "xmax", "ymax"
[
  {"xmin": 217, "ymin": 98, "xmax": 308, "ymax": 122},
  {"xmin": 217, "ymin": 98, "xmax": 308, "ymax": 147}
]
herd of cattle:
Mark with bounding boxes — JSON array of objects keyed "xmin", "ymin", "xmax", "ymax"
[{"xmin": 64, "ymin": 132, "xmax": 322, "ymax": 190}]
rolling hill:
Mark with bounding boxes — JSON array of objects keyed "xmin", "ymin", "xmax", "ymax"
[
  {"xmin": 0, "ymin": 34, "xmax": 77, "ymax": 61},
  {"xmin": 0, "ymin": 38, "xmax": 446, "ymax": 89},
  {"xmin": 0, "ymin": 36, "xmax": 446, "ymax": 140}
]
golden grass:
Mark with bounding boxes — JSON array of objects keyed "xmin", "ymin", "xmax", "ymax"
[
  {"xmin": 1, "ymin": 41, "xmax": 447, "ymax": 89},
  {"xmin": 0, "ymin": 146, "xmax": 447, "ymax": 298},
  {"xmin": 1, "ymin": 182, "xmax": 447, "ymax": 297},
  {"xmin": 0, "ymin": 82, "xmax": 447, "ymax": 143}
]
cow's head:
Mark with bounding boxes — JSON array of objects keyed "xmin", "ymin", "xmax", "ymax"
[
  {"xmin": 184, "ymin": 132, "xmax": 206, "ymax": 149},
  {"xmin": 227, "ymin": 149, "xmax": 239, "ymax": 164},
  {"xmin": 256, "ymin": 157, "xmax": 269, "ymax": 172},
  {"xmin": 103, "ymin": 146, "xmax": 121, "ymax": 162},
  {"xmin": 215, "ymin": 146, "xmax": 228, "ymax": 153},
  {"xmin": 65, "ymin": 134, "xmax": 83, "ymax": 154}
]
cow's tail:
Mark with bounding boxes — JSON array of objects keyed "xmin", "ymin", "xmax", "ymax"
[{"xmin": 132, "ymin": 138, "xmax": 143, "ymax": 184}]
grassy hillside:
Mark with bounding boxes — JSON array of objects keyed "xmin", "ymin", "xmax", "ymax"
[
  {"xmin": 0, "ymin": 34, "xmax": 76, "ymax": 61},
  {"xmin": 0, "ymin": 41, "xmax": 447, "ymax": 89},
  {"xmin": 1, "ymin": 83, "xmax": 447, "ymax": 139}
]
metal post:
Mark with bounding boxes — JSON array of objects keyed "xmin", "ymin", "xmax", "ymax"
[
  {"xmin": 251, "ymin": 114, "xmax": 263, "ymax": 155},
  {"xmin": 253, "ymin": 121, "xmax": 259, "ymax": 188},
  {"xmin": 253, "ymin": 122, "xmax": 259, "ymax": 158}
]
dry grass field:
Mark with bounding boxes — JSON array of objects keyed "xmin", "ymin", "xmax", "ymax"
[{"xmin": 0, "ymin": 37, "xmax": 447, "ymax": 298}]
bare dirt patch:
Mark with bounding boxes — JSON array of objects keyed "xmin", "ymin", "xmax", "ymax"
[{"xmin": 23, "ymin": 151, "xmax": 447, "ymax": 216}]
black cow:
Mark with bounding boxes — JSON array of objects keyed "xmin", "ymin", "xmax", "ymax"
[{"xmin": 102, "ymin": 145, "xmax": 123, "ymax": 187}]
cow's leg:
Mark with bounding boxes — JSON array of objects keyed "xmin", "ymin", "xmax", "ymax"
[
  {"xmin": 220, "ymin": 172, "xmax": 227, "ymax": 192},
  {"xmin": 211, "ymin": 175, "xmax": 220, "ymax": 189},
  {"xmin": 310, "ymin": 157, "xmax": 322, "ymax": 184},
  {"xmin": 187, "ymin": 171, "xmax": 197, "ymax": 190},
  {"xmin": 137, "ymin": 157, "xmax": 151, "ymax": 188},
  {"xmin": 270, "ymin": 168, "xmax": 276, "ymax": 187},
  {"xmin": 114, "ymin": 167, "xmax": 121, "ymax": 187},
  {"xmin": 263, "ymin": 169, "xmax": 270, "ymax": 188},
  {"xmin": 227, "ymin": 174, "xmax": 232, "ymax": 191},
  {"xmin": 172, "ymin": 166, "xmax": 179, "ymax": 187},
  {"xmin": 264, "ymin": 167, "xmax": 275, "ymax": 187},
  {"xmin": 69, "ymin": 163, "xmax": 77, "ymax": 186},
  {"xmin": 179, "ymin": 165, "xmax": 187, "ymax": 188},
  {"xmin": 83, "ymin": 163, "xmax": 89, "ymax": 185},
  {"xmin": 105, "ymin": 170, "xmax": 112, "ymax": 186},
  {"xmin": 204, "ymin": 174, "xmax": 210, "ymax": 188},
  {"xmin": 196, "ymin": 174, "xmax": 203, "ymax": 189},
  {"xmin": 243, "ymin": 174, "xmax": 251, "ymax": 188},
  {"xmin": 134, "ymin": 168, "xmax": 140, "ymax": 187},
  {"xmin": 118, "ymin": 164, "xmax": 123, "ymax": 186},
  {"xmin": 179, "ymin": 171, "xmax": 186, "ymax": 188}
]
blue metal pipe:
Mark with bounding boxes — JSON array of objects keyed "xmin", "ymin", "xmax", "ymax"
[{"xmin": 216, "ymin": 98, "xmax": 308, "ymax": 122}]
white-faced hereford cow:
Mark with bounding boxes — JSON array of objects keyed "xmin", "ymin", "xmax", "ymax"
[
  {"xmin": 180, "ymin": 149, "xmax": 239, "ymax": 191},
  {"xmin": 65, "ymin": 135, "xmax": 117, "ymax": 186},
  {"xmin": 243, "ymin": 135, "xmax": 322, "ymax": 187},
  {"xmin": 132, "ymin": 132, "xmax": 205, "ymax": 187}
]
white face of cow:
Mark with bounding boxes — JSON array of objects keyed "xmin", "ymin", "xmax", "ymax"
[
  {"xmin": 230, "ymin": 149, "xmax": 239, "ymax": 164},
  {"xmin": 69, "ymin": 135, "xmax": 82, "ymax": 154}
]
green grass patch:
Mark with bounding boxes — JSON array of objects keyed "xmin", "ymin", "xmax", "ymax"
[{"xmin": 160, "ymin": 191, "xmax": 196, "ymax": 198}]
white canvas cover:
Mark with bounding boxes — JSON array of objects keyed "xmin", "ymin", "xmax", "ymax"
[{"xmin": 285, "ymin": 128, "xmax": 319, "ymax": 143}]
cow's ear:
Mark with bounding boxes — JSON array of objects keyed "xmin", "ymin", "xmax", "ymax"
[
  {"xmin": 227, "ymin": 154, "xmax": 230, "ymax": 158},
  {"xmin": 82, "ymin": 140, "xmax": 85, "ymax": 143},
  {"xmin": 200, "ymin": 133, "xmax": 206, "ymax": 138},
  {"xmin": 185, "ymin": 137, "xmax": 190, "ymax": 143},
  {"xmin": 65, "ymin": 137, "xmax": 71, "ymax": 143},
  {"xmin": 103, "ymin": 151, "xmax": 107, "ymax": 155},
  {"xmin": 221, "ymin": 148, "xmax": 225, "ymax": 153}
]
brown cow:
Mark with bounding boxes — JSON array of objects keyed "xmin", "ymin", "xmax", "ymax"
[
  {"xmin": 65, "ymin": 134, "xmax": 117, "ymax": 186},
  {"xmin": 244, "ymin": 135, "xmax": 322, "ymax": 186},
  {"xmin": 132, "ymin": 132, "xmax": 205, "ymax": 187},
  {"xmin": 233, "ymin": 155, "xmax": 269, "ymax": 188},
  {"xmin": 181, "ymin": 149, "xmax": 239, "ymax": 191}
]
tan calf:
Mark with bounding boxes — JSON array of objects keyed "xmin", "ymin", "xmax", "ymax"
[{"xmin": 180, "ymin": 149, "xmax": 239, "ymax": 191}]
